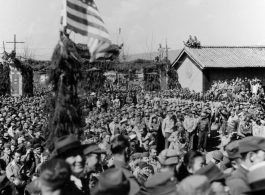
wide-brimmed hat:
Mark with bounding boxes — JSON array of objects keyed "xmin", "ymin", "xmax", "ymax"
[
  {"xmin": 53, "ymin": 134, "xmax": 88, "ymax": 157},
  {"xmin": 91, "ymin": 168, "xmax": 140, "ymax": 195}
]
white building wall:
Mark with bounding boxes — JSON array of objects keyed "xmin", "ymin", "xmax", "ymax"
[{"xmin": 176, "ymin": 55, "xmax": 203, "ymax": 92}]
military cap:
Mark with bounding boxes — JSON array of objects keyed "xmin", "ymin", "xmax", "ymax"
[
  {"xmin": 83, "ymin": 144, "xmax": 105, "ymax": 156},
  {"xmin": 225, "ymin": 140, "xmax": 240, "ymax": 159},
  {"xmin": 145, "ymin": 171, "xmax": 176, "ymax": 195},
  {"xmin": 150, "ymin": 145, "xmax": 156, "ymax": 150},
  {"xmin": 158, "ymin": 149, "xmax": 179, "ymax": 165},
  {"xmin": 195, "ymin": 163, "xmax": 227, "ymax": 183},
  {"xmin": 138, "ymin": 162, "xmax": 148, "ymax": 169},
  {"xmin": 141, "ymin": 152, "xmax": 148, "ymax": 158},
  {"xmin": 212, "ymin": 150, "xmax": 223, "ymax": 161},
  {"xmin": 239, "ymin": 136, "xmax": 265, "ymax": 154},
  {"xmin": 131, "ymin": 153, "xmax": 141, "ymax": 160},
  {"xmin": 177, "ymin": 175, "xmax": 211, "ymax": 195}
]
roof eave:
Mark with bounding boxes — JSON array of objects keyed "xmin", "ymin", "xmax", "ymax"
[{"xmin": 172, "ymin": 47, "xmax": 205, "ymax": 70}]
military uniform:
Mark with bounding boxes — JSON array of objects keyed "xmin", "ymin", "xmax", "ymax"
[
  {"xmin": 148, "ymin": 157, "xmax": 159, "ymax": 173},
  {"xmin": 197, "ymin": 114, "xmax": 210, "ymax": 152},
  {"xmin": 226, "ymin": 165, "xmax": 249, "ymax": 195},
  {"xmin": 0, "ymin": 154, "xmax": 12, "ymax": 169},
  {"xmin": 6, "ymin": 160, "xmax": 29, "ymax": 180}
]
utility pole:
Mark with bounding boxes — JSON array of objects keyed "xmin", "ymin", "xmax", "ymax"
[
  {"xmin": 6, "ymin": 34, "xmax": 24, "ymax": 53},
  {"xmin": 165, "ymin": 38, "xmax": 171, "ymax": 90},
  {"xmin": 165, "ymin": 38, "xmax": 171, "ymax": 59},
  {"xmin": 3, "ymin": 41, "xmax": 5, "ymax": 52}
]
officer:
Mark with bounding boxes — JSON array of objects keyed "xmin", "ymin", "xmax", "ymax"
[{"xmin": 197, "ymin": 112, "xmax": 211, "ymax": 153}]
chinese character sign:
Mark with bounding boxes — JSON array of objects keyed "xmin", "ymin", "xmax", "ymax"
[{"xmin": 9, "ymin": 66, "xmax": 22, "ymax": 96}]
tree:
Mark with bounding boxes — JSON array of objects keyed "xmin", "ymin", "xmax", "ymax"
[
  {"xmin": 142, "ymin": 32, "xmax": 156, "ymax": 60},
  {"xmin": 19, "ymin": 34, "xmax": 37, "ymax": 59},
  {"xmin": 44, "ymin": 33, "xmax": 83, "ymax": 150}
]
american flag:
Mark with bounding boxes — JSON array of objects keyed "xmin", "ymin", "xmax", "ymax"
[{"xmin": 61, "ymin": 0, "xmax": 111, "ymax": 61}]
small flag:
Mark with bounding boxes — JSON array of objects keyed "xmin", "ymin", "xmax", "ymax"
[{"xmin": 61, "ymin": 0, "xmax": 111, "ymax": 61}]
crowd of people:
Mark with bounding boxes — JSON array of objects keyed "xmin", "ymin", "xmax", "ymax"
[{"xmin": 0, "ymin": 77, "xmax": 265, "ymax": 195}]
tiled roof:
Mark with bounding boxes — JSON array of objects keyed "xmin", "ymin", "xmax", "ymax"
[{"xmin": 173, "ymin": 46, "xmax": 265, "ymax": 69}]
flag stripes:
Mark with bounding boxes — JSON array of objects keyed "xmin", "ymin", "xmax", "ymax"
[
  {"xmin": 67, "ymin": 1, "xmax": 103, "ymax": 23},
  {"xmin": 61, "ymin": 0, "xmax": 111, "ymax": 61}
]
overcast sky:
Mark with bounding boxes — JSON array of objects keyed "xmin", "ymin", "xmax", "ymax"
[{"xmin": 1, "ymin": 0, "xmax": 265, "ymax": 60}]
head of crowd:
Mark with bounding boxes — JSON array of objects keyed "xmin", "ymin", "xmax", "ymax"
[{"xmin": 0, "ymin": 77, "xmax": 265, "ymax": 195}]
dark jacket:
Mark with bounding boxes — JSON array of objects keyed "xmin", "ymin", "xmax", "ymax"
[{"xmin": 197, "ymin": 117, "xmax": 210, "ymax": 133}]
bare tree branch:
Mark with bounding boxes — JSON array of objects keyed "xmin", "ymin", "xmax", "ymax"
[
  {"xmin": 19, "ymin": 34, "xmax": 37, "ymax": 59},
  {"xmin": 142, "ymin": 32, "xmax": 156, "ymax": 60}
]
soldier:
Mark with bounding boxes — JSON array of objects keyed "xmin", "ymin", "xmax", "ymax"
[
  {"xmin": 183, "ymin": 110, "xmax": 197, "ymax": 150},
  {"xmin": 129, "ymin": 153, "xmax": 141, "ymax": 172},
  {"xmin": 137, "ymin": 162, "xmax": 151, "ymax": 186},
  {"xmin": 134, "ymin": 152, "xmax": 149, "ymax": 177},
  {"xmin": 226, "ymin": 136, "xmax": 265, "ymax": 195},
  {"xmin": 52, "ymin": 135, "xmax": 89, "ymax": 194},
  {"xmin": 145, "ymin": 149, "xmax": 178, "ymax": 195},
  {"xmin": 83, "ymin": 143, "xmax": 105, "ymax": 187},
  {"xmin": 162, "ymin": 108, "xmax": 175, "ymax": 149},
  {"xmin": 148, "ymin": 146, "xmax": 159, "ymax": 173},
  {"xmin": 197, "ymin": 112, "xmax": 211, "ymax": 153},
  {"xmin": 224, "ymin": 140, "xmax": 241, "ymax": 174},
  {"xmin": 208, "ymin": 150, "xmax": 223, "ymax": 168},
  {"xmin": 6, "ymin": 150, "xmax": 30, "ymax": 181},
  {"xmin": 1, "ymin": 144, "xmax": 12, "ymax": 170}
]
